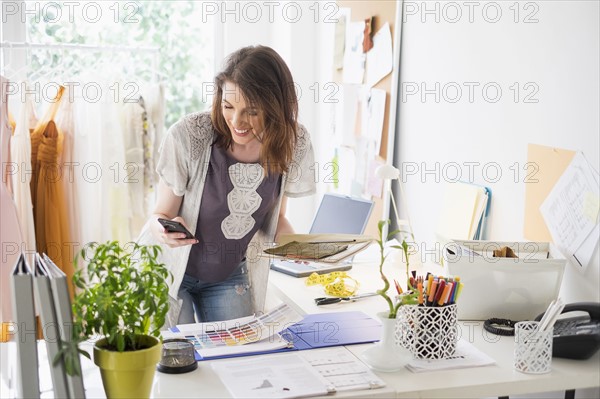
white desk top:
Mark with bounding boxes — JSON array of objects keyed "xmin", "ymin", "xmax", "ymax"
[
  {"xmin": 11, "ymin": 243, "xmax": 599, "ymax": 398},
  {"xmin": 268, "ymin": 244, "xmax": 600, "ymax": 399}
]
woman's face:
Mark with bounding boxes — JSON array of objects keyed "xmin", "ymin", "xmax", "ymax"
[{"xmin": 221, "ymin": 81, "xmax": 265, "ymax": 147}]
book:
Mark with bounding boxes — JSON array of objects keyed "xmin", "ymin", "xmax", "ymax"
[
  {"xmin": 33, "ymin": 253, "xmax": 69, "ymax": 398},
  {"xmin": 436, "ymin": 182, "xmax": 491, "ymax": 242},
  {"xmin": 11, "ymin": 253, "xmax": 41, "ymax": 399},
  {"xmin": 42, "ymin": 253, "xmax": 86, "ymax": 398},
  {"xmin": 265, "ymin": 234, "xmax": 374, "ymax": 264}
]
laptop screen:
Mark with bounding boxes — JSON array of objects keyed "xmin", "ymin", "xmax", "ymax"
[{"xmin": 309, "ymin": 194, "xmax": 374, "ymax": 235}]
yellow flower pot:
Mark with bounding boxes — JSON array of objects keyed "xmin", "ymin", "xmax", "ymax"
[{"xmin": 94, "ymin": 335, "xmax": 161, "ymax": 399}]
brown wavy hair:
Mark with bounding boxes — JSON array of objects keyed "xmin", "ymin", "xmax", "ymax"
[{"xmin": 211, "ymin": 45, "xmax": 298, "ymax": 176}]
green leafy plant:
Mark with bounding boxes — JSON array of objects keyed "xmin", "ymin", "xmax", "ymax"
[
  {"xmin": 375, "ymin": 220, "xmax": 419, "ymax": 319},
  {"xmin": 59, "ymin": 241, "xmax": 172, "ymax": 375}
]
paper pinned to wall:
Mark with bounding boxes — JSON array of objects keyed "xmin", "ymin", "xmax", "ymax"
[
  {"xmin": 342, "ymin": 21, "xmax": 366, "ymax": 84},
  {"xmin": 359, "ymin": 87, "xmax": 386, "ymax": 155},
  {"xmin": 540, "ymin": 152, "xmax": 600, "ymax": 270},
  {"xmin": 524, "ymin": 144, "xmax": 576, "ymax": 241},
  {"xmin": 333, "ymin": 8, "xmax": 350, "ymax": 70},
  {"xmin": 334, "ymin": 84, "xmax": 360, "ymax": 148},
  {"xmin": 365, "ymin": 22, "xmax": 393, "ymax": 88},
  {"xmin": 353, "ymin": 136, "xmax": 372, "ymax": 193},
  {"xmin": 336, "ymin": 147, "xmax": 356, "ymax": 194},
  {"xmin": 366, "ymin": 157, "xmax": 385, "ymax": 198}
]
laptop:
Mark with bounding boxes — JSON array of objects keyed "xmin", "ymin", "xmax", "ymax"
[{"xmin": 270, "ymin": 193, "xmax": 374, "ymax": 277}]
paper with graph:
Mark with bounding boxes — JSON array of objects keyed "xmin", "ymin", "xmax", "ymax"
[{"xmin": 540, "ymin": 152, "xmax": 599, "ymax": 269}]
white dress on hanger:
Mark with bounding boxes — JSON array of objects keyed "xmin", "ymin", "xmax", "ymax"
[
  {"xmin": 55, "ymin": 84, "xmax": 80, "ymax": 246},
  {"xmin": 73, "ymin": 73, "xmax": 130, "ymax": 244},
  {"xmin": 10, "ymin": 83, "xmax": 37, "ymax": 258},
  {"xmin": 0, "ymin": 75, "xmax": 23, "ymax": 324},
  {"xmin": 122, "ymin": 98, "xmax": 147, "ymax": 237}
]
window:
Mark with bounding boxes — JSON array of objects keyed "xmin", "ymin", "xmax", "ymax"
[{"xmin": 24, "ymin": 1, "xmax": 215, "ymax": 127}]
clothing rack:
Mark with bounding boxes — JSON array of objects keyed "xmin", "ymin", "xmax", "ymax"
[
  {"xmin": 0, "ymin": 41, "xmax": 159, "ymax": 53},
  {"xmin": 1, "ymin": 41, "xmax": 161, "ymax": 81}
]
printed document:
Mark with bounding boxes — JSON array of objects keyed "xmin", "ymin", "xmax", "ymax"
[{"xmin": 540, "ymin": 152, "xmax": 600, "ymax": 269}]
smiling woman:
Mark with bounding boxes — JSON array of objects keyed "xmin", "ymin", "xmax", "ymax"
[
  {"xmin": 211, "ymin": 46, "xmax": 299, "ymax": 176},
  {"xmin": 139, "ymin": 45, "xmax": 316, "ymax": 326}
]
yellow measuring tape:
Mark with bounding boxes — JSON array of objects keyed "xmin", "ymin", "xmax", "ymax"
[{"xmin": 305, "ymin": 271, "xmax": 360, "ymax": 297}]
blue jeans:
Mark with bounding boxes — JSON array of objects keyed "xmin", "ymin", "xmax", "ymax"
[{"xmin": 177, "ymin": 261, "xmax": 253, "ymax": 324}]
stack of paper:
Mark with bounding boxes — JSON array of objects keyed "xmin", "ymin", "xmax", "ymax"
[
  {"xmin": 211, "ymin": 347, "xmax": 386, "ymax": 399},
  {"xmin": 436, "ymin": 182, "xmax": 491, "ymax": 242},
  {"xmin": 405, "ymin": 340, "xmax": 496, "ymax": 373}
]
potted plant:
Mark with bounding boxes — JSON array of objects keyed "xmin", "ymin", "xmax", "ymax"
[
  {"xmin": 374, "ymin": 220, "xmax": 420, "ymax": 318},
  {"xmin": 64, "ymin": 241, "xmax": 172, "ymax": 399},
  {"xmin": 361, "ymin": 220, "xmax": 419, "ymax": 372}
]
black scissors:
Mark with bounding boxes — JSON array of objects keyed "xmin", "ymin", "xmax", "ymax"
[{"xmin": 314, "ymin": 292, "xmax": 379, "ymax": 306}]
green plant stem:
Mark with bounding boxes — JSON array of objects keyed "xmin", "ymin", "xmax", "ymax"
[{"xmin": 377, "ymin": 238, "xmax": 395, "ymax": 317}]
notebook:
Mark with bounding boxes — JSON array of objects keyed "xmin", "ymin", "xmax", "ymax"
[
  {"xmin": 436, "ymin": 181, "xmax": 491, "ymax": 243},
  {"xmin": 270, "ymin": 193, "xmax": 374, "ymax": 277}
]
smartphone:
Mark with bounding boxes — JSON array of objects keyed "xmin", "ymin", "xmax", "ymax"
[{"xmin": 157, "ymin": 218, "xmax": 196, "ymax": 240}]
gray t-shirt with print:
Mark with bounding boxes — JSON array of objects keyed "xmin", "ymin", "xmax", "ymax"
[{"xmin": 185, "ymin": 144, "xmax": 281, "ymax": 282}]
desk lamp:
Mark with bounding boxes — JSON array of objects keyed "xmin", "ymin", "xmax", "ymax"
[{"xmin": 375, "ymin": 164, "xmax": 414, "ymax": 242}]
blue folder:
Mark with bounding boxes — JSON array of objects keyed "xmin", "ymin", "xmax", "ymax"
[{"xmin": 171, "ymin": 311, "xmax": 382, "ymax": 361}]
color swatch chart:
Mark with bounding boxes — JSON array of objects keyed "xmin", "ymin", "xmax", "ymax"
[{"xmin": 181, "ymin": 303, "xmax": 302, "ymax": 351}]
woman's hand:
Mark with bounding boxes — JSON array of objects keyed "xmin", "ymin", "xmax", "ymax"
[
  {"xmin": 156, "ymin": 216, "xmax": 198, "ymax": 248},
  {"xmin": 150, "ymin": 179, "xmax": 198, "ymax": 248}
]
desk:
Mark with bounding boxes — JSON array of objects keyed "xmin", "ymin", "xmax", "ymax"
[
  {"xmin": 8, "ymin": 245, "xmax": 599, "ymax": 398},
  {"xmin": 268, "ymin": 245, "xmax": 600, "ymax": 399}
]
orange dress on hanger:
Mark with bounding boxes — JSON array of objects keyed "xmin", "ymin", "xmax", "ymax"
[
  {"xmin": 31, "ymin": 86, "xmax": 74, "ymax": 299},
  {"xmin": 31, "ymin": 86, "xmax": 64, "ymax": 219}
]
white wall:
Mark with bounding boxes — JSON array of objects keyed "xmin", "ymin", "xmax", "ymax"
[{"xmin": 395, "ymin": 1, "xmax": 599, "ymax": 303}]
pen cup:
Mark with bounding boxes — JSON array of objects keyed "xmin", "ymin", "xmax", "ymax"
[
  {"xmin": 513, "ymin": 321, "xmax": 553, "ymax": 374},
  {"xmin": 395, "ymin": 304, "xmax": 458, "ymax": 360}
]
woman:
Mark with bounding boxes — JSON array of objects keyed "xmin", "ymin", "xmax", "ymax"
[{"xmin": 144, "ymin": 45, "xmax": 315, "ymax": 325}]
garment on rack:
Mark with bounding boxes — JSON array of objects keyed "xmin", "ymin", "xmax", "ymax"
[
  {"xmin": 30, "ymin": 85, "xmax": 65, "ymax": 221},
  {"xmin": 8, "ymin": 112, "xmax": 16, "ymax": 134},
  {"xmin": 0, "ymin": 75, "xmax": 23, "ymax": 329},
  {"xmin": 55, "ymin": 84, "xmax": 80, "ymax": 246},
  {"xmin": 10, "ymin": 83, "xmax": 37, "ymax": 259},
  {"xmin": 73, "ymin": 75, "xmax": 130, "ymax": 244},
  {"xmin": 139, "ymin": 96, "xmax": 156, "ymax": 208},
  {"xmin": 32, "ymin": 86, "xmax": 74, "ymax": 299},
  {"xmin": 122, "ymin": 95, "xmax": 156, "ymax": 237},
  {"xmin": 123, "ymin": 97, "xmax": 146, "ymax": 236},
  {"xmin": 141, "ymin": 83, "xmax": 166, "ymax": 187}
]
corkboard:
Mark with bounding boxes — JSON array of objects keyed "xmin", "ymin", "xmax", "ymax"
[{"xmin": 334, "ymin": 0, "xmax": 398, "ymax": 238}]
